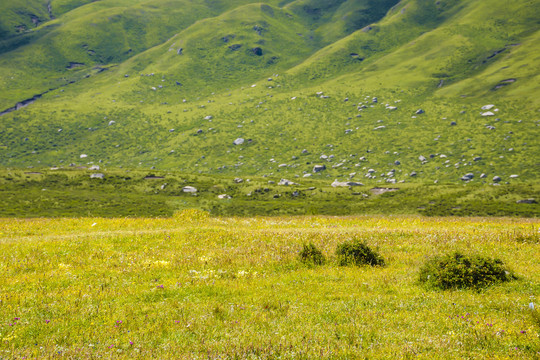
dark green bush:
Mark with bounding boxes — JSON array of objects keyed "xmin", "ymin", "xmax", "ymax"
[
  {"xmin": 298, "ymin": 243, "xmax": 326, "ymax": 266},
  {"xmin": 419, "ymin": 252, "xmax": 516, "ymax": 289},
  {"xmin": 336, "ymin": 239, "xmax": 385, "ymax": 266}
]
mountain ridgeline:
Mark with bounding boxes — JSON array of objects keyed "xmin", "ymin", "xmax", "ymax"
[{"xmin": 0, "ymin": 0, "xmax": 539, "ymax": 186}]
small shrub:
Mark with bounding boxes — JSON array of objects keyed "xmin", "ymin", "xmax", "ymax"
[
  {"xmin": 298, "ymin": 243, "xmax": 326, "ymax": 266},
  {"xmin": 419, "ymin": 252, "xmax": 516, "ymax": 290},
  {"xmin": 336, "ymin": 239, "xmax": 385, "ymax": 266}
]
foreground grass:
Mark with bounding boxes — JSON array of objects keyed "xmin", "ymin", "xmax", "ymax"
[{"xmin": 0, "ymin": 213, "xmax": 539, "ymax": 358}]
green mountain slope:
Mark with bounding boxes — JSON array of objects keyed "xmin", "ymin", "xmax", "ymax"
[{"xmin": 0, "ymin": 0, "xmax": 538, "ymax": 187}]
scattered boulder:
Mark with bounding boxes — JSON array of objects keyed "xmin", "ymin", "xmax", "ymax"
[
  {"xmin": 313, "ymin": 165, "xmax": 326, "ymax": 173},
  {"xmin": 516, "ymin": 199, "xmax": 537, "ymax": 204},
  {"xmin": 182, "ymin": 186, "xmax": 197, "ymax": 193},
  {"xmin": 461, "ymin": 173, "xmax": 474, "ymax": 181},
  {"xmin": 370, "ymin": 187, "xmax": 399, "ymax": 195},
  {"xmin": 473, "ymin": 157, "xmax": 482, "ymax": 161},
  {"xmin": 415, "ymin": 109, "xmax": 425, "ymax": 115},
  {"xmin": 234, "ymin": 178, "xmax": 243, "ymax": 183},
  {"xmin": 332, "ymin": 179, "xmax": 364, "ymax": 187},
  {"xmin": 481, "ymin": 104, "xmax": 495, "ymax": 110},
  {"xmin": 450, "ymin": 121, "xmax": 457, "ymax": 126},
  {"xmin": 418, "ymin": 155, "xmax": 426, "ymax": 162},
  {"xmin": 482, "ymin": 111, "xmax": 495, "ymax": 117},
  {"xmin": 229, "ymin": 44, "xmax": 242, "ymax": 51},
  {"xmin": 233, "ymin": 138, "xmax": 245, "ymax": 145},
  {"xmin": 278, "ymin": 179, "xmax": 297, "ymax": 186},
  {"xmin": 410, "ymin": 171, "xmax": 417, "ymax": 177},
  {"xmin": 218, "ymin": 194, "xmax": 232, "ymax": 199},
  {"xmin": 89, "ymin": 165, "xmax": 100, "ymax": 171},
  {"xmin": 492, "ymin": 176, "xmax": 502, "ymax": 182},
  {"xmin": 509, "ymin": 174, "xmax": 519, "ymax": 179},
  {"xmin": 480, "ymin": 173, "xmax": 487, "ymax": 179},
  {"xmin": 90, "ymin": 173, "xmax": 104, "ymax": 179},
  {"xmin": 394, "ymin": 160, "xmax": 401, "ymax": 165},
  {"xmin": 252, "ymin": 47, "xmax": 263, "ymax": 56}
]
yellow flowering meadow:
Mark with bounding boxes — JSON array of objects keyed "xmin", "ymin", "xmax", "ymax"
[{"xmin": 0, "ymin": 212, "xmax": 538, "ymax": 359}]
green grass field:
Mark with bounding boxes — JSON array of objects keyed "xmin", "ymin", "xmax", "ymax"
[
  {"xmin": 1, "ymin": 168, "xmax": 539, "ymax": 218},
  {"xmin": 1, "ymin": 1, "xmax": 539, "ymax": 358},
  {"xmin": 0, "ymin": 213, "xmax": 538, "ymax": 358}
]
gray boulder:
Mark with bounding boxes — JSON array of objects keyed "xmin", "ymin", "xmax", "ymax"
[
  {"xmin": 516, "ymin": 199, "xmax": 537, "ymax": 204},
  {"xmin": 313, "ymin": 165, "xmax": 326, "ymax": 173},
  {"xmin": 492, "ymin": 176, "xmax": 502, "ymax": 182},
  {"xmin": 233, "ymin": 138, "xmax": 245, "ymax": 145},
  {"xmin": 331, "ymin": 179, "xmax": 364, "ymax": 187},
  {"xmin": 182, "ymin": 186, "xmax": 197, "ymax": 193},
  {"xmin": 278, "ymin": 179, "xmax": 297, "ymax": 186}
]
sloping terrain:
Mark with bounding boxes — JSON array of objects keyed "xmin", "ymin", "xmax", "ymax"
[{"xmin": 0, "ymin": 0, "xmax": 538, "ymax": 187}]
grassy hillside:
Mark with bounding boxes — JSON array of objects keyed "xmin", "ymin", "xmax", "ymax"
[
  {"xmin": 0, "ymin": 215, "xmax": 538, "ymax": 358},
  {"xmin": 0, "ymin": 0, "xmax": 538, "ymax": 189}
]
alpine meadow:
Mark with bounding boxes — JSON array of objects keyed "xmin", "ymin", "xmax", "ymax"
[{"xmin": 0, "ymin": 0, "xmax": 539, "ymax": 358}]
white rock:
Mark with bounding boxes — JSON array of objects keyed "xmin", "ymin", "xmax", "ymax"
[
  {"xmin": 481, "ymin": 111, "xmax": 495, "ymax": 116},
  {"xmin": 481, "ymin": 104, "xmax": 495, "ymax": 110},
  {"xmin": 278, "ymin": 179, "xmax": 297, "ymax": 186},
  {"xmin": 182, "ymin": 186, "xmax": 197, "ymax": 193},
  {"xmin": 233, "ymin": 138, "xmax": 245, "ymax": 145},
  {"xmin": 331, "ymin": 179, "xmax": 364, "ymax": 187}
]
